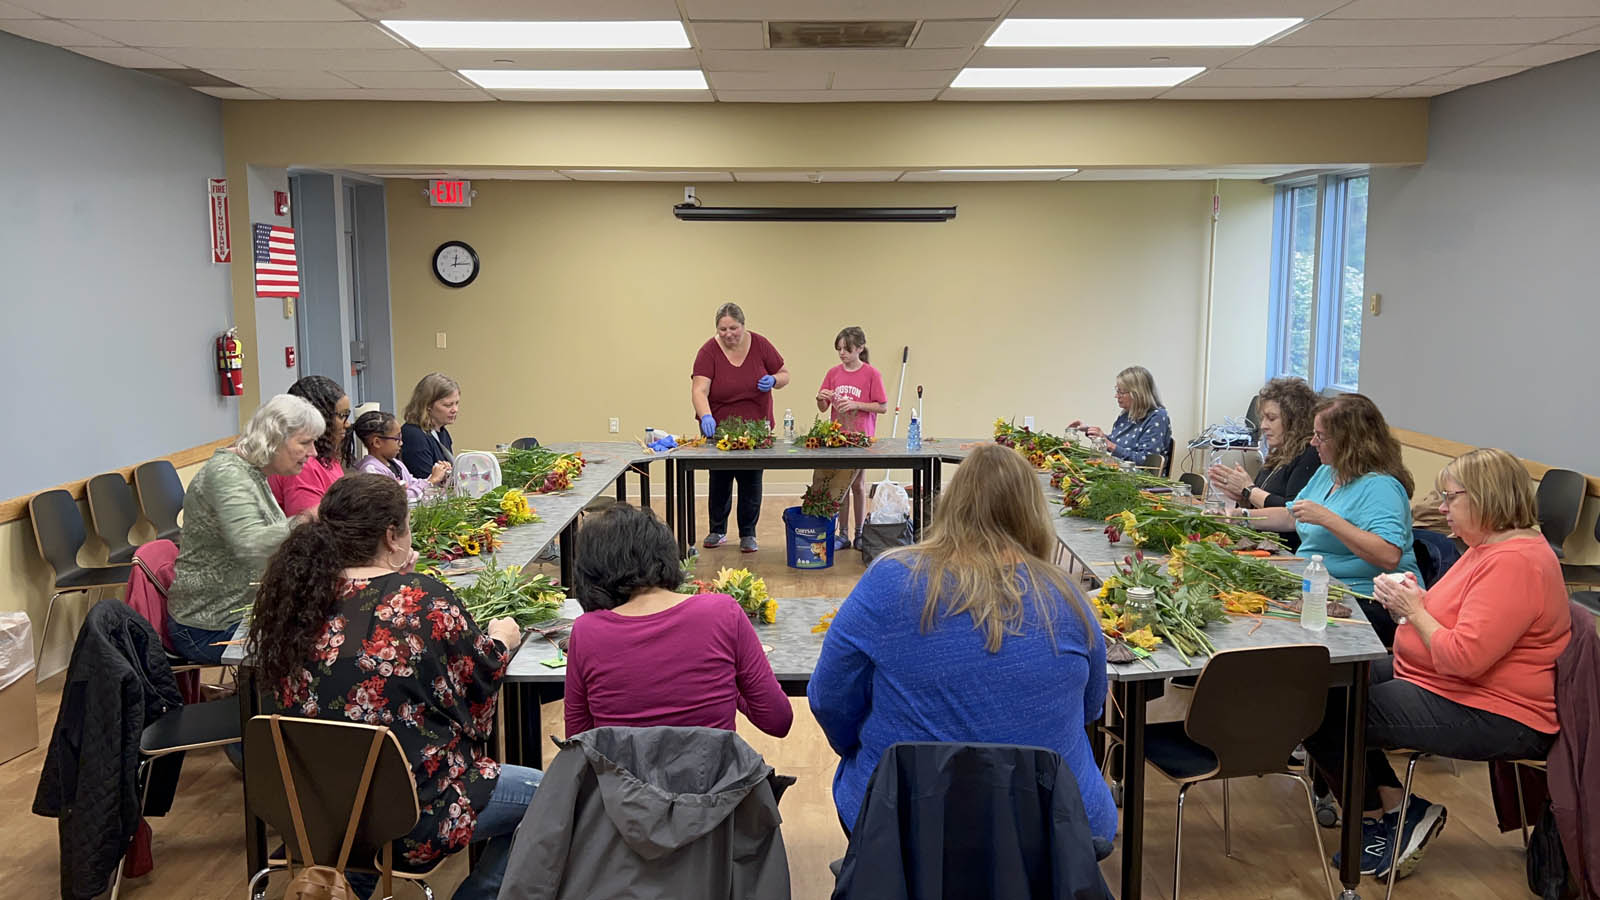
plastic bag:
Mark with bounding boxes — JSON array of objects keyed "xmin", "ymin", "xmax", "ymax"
[
  {"xmin": 0, "ymin": 612, "xmax": 35, "ymax": 691},
  {"xmin": 867, "ymin": 480, "xmax": 911, "ymax": 524}
]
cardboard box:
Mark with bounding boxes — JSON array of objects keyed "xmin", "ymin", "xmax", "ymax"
[{"xmin": 0, "ymin": 671, "xmax": 39, "ymax": 765}]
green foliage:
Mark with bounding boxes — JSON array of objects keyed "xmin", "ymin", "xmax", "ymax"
[{"xmin": 455, "ymin": 558, "xmax": 565, "ymax": 628}]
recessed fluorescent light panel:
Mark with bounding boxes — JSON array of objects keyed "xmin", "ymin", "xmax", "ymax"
[
  {"xmin": 987, "ymin": 18, "xmax": 1301, "ymax": 48},
  {"xmin": 383, "ymin": 20, "xmax": 691, "ymax": 49},
  {"xmin": 950, "ymin": 67, "xmax": 1204, "ymax": 89},
  {"xmin": 460, "ymin": 69, "xmax": 709, "ymax": 91}
]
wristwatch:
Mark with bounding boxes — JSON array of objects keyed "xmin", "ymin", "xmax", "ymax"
[{"xmin": 1239, "ymin": 485, "xmax": 1255, "ymax": 508}]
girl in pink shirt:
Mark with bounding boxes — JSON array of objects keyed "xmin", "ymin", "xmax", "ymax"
[
  {"xmin": 268, "ymin": 375, "xmax": 349, "ymax": 517},
  {"xmin": 816, "ymin": 327, "xmax": 888, "ymax": 549}
]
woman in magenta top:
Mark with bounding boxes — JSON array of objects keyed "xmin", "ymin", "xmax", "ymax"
[
  {"xmin": 564, "ymin": 504, "xmax": 792, "ymax": 738},
  {"xmin": 816, "ymin": 326, "xmax": 888, "ymax": 549},
  {"xmin": 690, "ymin": 302, "xmax": 789, "ymax": 552},
  {"xmin": 268, "ymin": 375, "xmax": 349, "ymax": 517}
]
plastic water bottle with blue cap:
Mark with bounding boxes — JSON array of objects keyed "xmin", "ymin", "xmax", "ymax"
[
  {"xmin": 1301, "ymin": 555, "xmax": 1328, "ymax": 633},
  {"xmin": 906, "ymin": 409, "xmax": 922, "ymax": 451}
]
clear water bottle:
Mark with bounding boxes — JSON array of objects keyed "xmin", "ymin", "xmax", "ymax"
[
  {"xmin": 907, "ymin": 409, "xmax": 922, "ymax": 451},
  {"xmin": 1301, "ymin": 554, "xmax": 1329, "ymax": 633},
  {"xmin": 1205, "ymin": 444, "xmax": 1227, "ymax": 512},
  {"xmin": 782, "ymin": 409, "xmax": 795, "ymax": 444}
]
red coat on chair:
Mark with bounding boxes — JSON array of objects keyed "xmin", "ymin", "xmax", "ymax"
[{"xmin": 125, "ymin": 540, "xmax": 200, "ymax": 703}]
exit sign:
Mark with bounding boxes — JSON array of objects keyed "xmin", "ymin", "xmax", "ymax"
[{"xmin": 429, "ymin": 179, "xmax": 472, "ymax": 207}]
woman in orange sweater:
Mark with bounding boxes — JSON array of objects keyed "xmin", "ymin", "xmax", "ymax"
[{"xmin": 1305, "ymin": 448, "xmax": 1571, "ymax": 882}]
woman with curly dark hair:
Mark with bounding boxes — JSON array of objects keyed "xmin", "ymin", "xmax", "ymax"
[
  {"xmin": 1207, "ymin": 376, "xmax": 1323, "ymax": 549},
  {"xmin": 268, "ymin": 374, "xmax": 351, "ymax": 517},
  {"xmin": 251, "ymin": 474, "xmax": 536, "ymax": 899}
]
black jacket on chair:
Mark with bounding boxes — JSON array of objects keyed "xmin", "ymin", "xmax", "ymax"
[
  {"xmin": 33, "ymin": 599, "xmax": 184, "ymax": 900},
  {"xmin": 833, "ymin": 742, "xmax": 1113, "ymax": 900},
  {"xmin": 399, "ymin": 423, "xmax": 452, "ymax": 479}
]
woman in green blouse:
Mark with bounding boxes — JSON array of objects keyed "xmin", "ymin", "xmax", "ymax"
[{"xmin": 167, "ymin": 394, "xmax": 324, "ymax": 664}]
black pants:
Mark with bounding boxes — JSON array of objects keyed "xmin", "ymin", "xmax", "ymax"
[
  {"xmin": 707, "ymin": 469, "xmax": 763, "ymax": 538},
  {"xmin": 1305, "ymin": 657, "xmax": 1555, "ymax": 813}
]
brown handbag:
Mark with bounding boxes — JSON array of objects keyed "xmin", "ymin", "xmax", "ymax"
[{"xmin": 269, "ymin": 715, "xmax": 392, "ymax": 900}]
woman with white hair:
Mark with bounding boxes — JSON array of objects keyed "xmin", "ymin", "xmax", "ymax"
[{"xmin": 167, "ymin": 393, "xmax": 324, "ymax": 664}]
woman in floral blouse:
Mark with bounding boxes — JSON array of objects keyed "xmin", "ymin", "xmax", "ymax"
[
  {"xmin": 250, "ymin": 474, "xmax": 535, "ymax": 900},
  {"xmin": 1070, "ymin": 365, "xmax": 1173, "ymax": 464}
]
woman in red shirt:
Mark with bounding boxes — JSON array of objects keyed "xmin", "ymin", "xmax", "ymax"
[
  {"xmin": 690, "ymin": 302, "xmax": 790, "ymax": 552},
  {"xmin": 268, "ymin": 374, "xmax": 350, "ymax": 516},
  {"xmin": 1305, "ymin": 447, "xmax": 1570, "ymax": 882}
]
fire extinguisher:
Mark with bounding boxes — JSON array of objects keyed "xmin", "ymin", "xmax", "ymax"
[{"xmin": 217, "ymin": 327, "xmax": 244, "ymax": 396}]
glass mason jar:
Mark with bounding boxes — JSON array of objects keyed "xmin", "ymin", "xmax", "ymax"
[{"xmin": 1125, "ymin": 586, "xmax": 1159, "ymax": 632}]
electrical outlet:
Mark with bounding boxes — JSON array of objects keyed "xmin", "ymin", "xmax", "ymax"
[
  {"xmin": 435, "ymin": 332, "xmax": 447, "ymax": 349},
  {"xmin": 1368, "ymin": 292, "xmax": 1382, "ymax": 316},
  {"xmin": 1023, "ymin": 416, "xmax": 1035, "ymax": 429},
  {"xmin": 608, "ymin": 417, "xmax": 620, "ymax": 433}
]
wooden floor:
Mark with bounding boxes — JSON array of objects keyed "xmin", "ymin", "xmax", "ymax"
[{"xmin": 1, "ymin": 493, "xmax": 1531, "ymax": 899}]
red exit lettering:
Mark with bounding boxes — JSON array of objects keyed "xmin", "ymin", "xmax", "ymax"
[{"xmin": 430, "ymin": 180, "xmax": 469, "ymax": 206}]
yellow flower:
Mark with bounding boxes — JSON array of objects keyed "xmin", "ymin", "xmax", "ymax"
[
  {"xmin": 463, "ymin": 538, "xmax": 481, "ymax": 555},
  {"xmin": 717, "ymin": 437, "xmax": 732, "ymax": 451},
  {"xmin": 1123, "ymin": 627, "xmax": 1163, "ymax": 651},
  {"xmin": 1118, "ymin": 510, "xmax": 1139, "ymax": 533},
  {"xmin": 761, "ymin": 599, "xmax": 777, "ymax": 624}
]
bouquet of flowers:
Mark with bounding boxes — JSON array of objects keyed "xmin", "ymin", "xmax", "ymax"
[
  {"xmin": 803, "ymin": 417, "xmax": 872, "ymax": 449},
  {"xmin": 994, "ymin": 418, "xmax": 1099, "ymax": 469},
  {"xmin": 456, "ymin": 559, "xmax": 565, "ymax": 627},
  {"xmin": 499, "ymin": 447, "xmax": 588, "ymax": 494},
  {"xmin": 714, "ymin": 417, "xmax": 776, "ymax": 451},
  {"xmin": 800, "ymin": 482, "xmax": 844, "ymax": 519},
  {"xmin": 1092, "ymin": 552, "xmax": 1226, "ymax": 664},
  {"xmin": 411, "ymin": 495, "xmax": 506, "ymax": 563},
  {"xmin": 707, "ymin": 566, "xmax": 776, "ymax": 624}
]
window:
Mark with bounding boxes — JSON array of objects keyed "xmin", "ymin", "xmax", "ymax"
[{"xmin": 1267, "ymin": 173, "xmax": 1369, "ymax": 391}]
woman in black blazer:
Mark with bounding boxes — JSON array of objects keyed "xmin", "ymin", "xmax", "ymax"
[
  {"xmin": 1208, "ymin": 377, "xmax": 1322, "ymax": 550},
  {"xmin": 400, "ymin": 372, "xmax": 459, "ymax": 480}
]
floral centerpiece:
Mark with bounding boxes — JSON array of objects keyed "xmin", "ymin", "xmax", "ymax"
[
  {"xmin": 803, "ymin": 417, "xmax": 871, "ymax": 449},
  {"xmin": 714, "ymin": 417, "xmax": 776, "ymax": 451},
  {"xmin": 682, "ymin": 566, "xmax": 776, "ymax": 624},
  {"xmin": 799, "ymin": 482, "xmax": 843, "ymax": 520}
]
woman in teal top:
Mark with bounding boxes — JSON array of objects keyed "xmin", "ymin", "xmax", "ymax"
[{"xmin": 1242, "ymin": 393, "xmax": 1419, "ymax": 646}]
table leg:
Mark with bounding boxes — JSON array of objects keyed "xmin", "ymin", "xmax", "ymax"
[
  {"xmin": 912, "ymin": 465, "xmax": 924, "ymax": 539},
  {"xmin": 1120, "ymin": 679, "xmax": 1149, "ymax": 900},
  {"xmin": 685, "ymin": 464, "xmax": 698, "ymax": 554},
  {"xmin": 615, "ymin": 470, "xmax": 627, "ymax": 503},
  {"xmin": 238, "ymin": 666, "xmax": 267, "ymax": 889},
  {"xmin": 1337, "ymin": 662, "xmax": 1371, "ymax": 899},
  {"xmin": 638, "ymin": 465, "xmax": 651, "ymax": 515},
  {"xmin": 664, "ymin": 460, "xmax": 677, "ymax": 540},
  {"xmin": 559, "ymin": 518, "xmax": 577, "ymax": 590},
  {"xmin": 505, "ymin": 683, "xmax": 543, "ymax": 768}
]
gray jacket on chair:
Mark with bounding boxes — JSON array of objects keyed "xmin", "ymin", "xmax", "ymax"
[{"xmin": 497, "ymin": 726, "xmax": 792, "ymax": 900}]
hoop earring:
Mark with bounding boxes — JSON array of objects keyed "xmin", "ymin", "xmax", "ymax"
[{"xmin": 385, "ymin": 548, "xmax": 410, "ymax": 572}]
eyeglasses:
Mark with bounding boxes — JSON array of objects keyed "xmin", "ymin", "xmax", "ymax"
[
  {"xmin": 1114, "ymin": 388, "xmax": 1131, "ymax": 397},
  {"xmin": 376, "ymin": 434, "xmax": 402, "ymax": 444},
  {"xmin": 1311, "ymin": 430, "xmax": 1329, "ymax": 442},
  {"xmin": 335, "ymin": 409, "xmax": 351, "ymax": 422},
  {"xmin": 1439, "ymin": 489, "xmax": 1468, "ymax": 504}
]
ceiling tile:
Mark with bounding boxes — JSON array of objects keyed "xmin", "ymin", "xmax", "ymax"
[
  {"xmin": 1272, "ymin": 17, "xmax": 1600, "ymax": 46},
  {"xmin": 62, "ymin": 45, "xmax": 182, "ymax": 67},
  {"xmin": 691, "ymin": 21, "xmax": 764, "ymax": 50},
  {"xmin": 0, "ymin": 1, "xmax": 38, "ymax": 16},
  {"xmin": 156, "ymin": 47, "xmax": 441, "ymax": 70},
  {"xmin": 968, "ymin": 46, "xmax": 1241, "ymax": 67},
  {"xmin": 1184, "ymin": 68, "xmax": 1315, "ymax": 87},
  {"xmin": 1225, "ymin": 44, "xmax": 1523, "ymax": 67},
  {"xmin": 193, "ymin": 86, "xmax": 273, "ymax": 99},
  {"xmin": 344, "ymin": 0, "xmax": 682, "ymax": 18},
  {"xmin": 20, "ymin": 0, "xmax": 359, "ymax": 19},
  {"xmin": 490, "ymin": 89, "xmax": 710, "ymax": 102},
  {"xmin": 1554, "ymin": 24, "xmax": 1600, "ymax": 41},
  {"xmin": 68, "ymin": 20, "xmax": 404, "ymax": 48},
  {"xmin": 700, "ymin": 47, "xmax": 971, "ymax": 71},
  {"xmin": 334, "ymin": 69, "xmax": 472, "ymax": 89},
  {"xmin": 0, "ymin": 18, "xmax": 116, "ymax": 45},
  {"xmin": 684, "ymin": 1, "xmax": 1010, "ymax": 18},
  {"xmin": 557, "ymin": 169, "xmax": 731, "ymax": 180},
  {"xmin": 715, "ymin": 88, "xmax": 941, "ymax": 101},
  {"xmin": 1010, "ymin": 0, "xmax": 1345, "ymax": 14},
  {"xmin": 420, "ymin": 48, "xmax": 700, "ymax": 69},
  {"xmin": 269, "ymin": 88, "xmax": 493, "ymax": 101},
  {"xmin": 1298, "ymin": 66, "xmax": 1456, "ymax": 85},
  {"xmin": 203, "ymin": 69, "xmax": 358, "ymax": 88},
  {"xmin": 1483, "ymin": 43, "xmax": 1600, "ymax": 65},
  {"xmin": 831, "ymin": 69, "xmax": 956, "ymax": 89},
  {"xmin": 706, "ymin": 70, "xmax": 830, "ymax": 90},
  {"xmin": 941, "ymin": 86, "xmax": 1164, "ymax": 100},
  {"xmin": 732, "ymin": 170, "xmax": 903, "ymax": 181},
  {"xmin": 1328, "ymin": 0, "xmax": 1600, "ymax": 18},
  {"xmin": 1159, "ymin": 85, "xmax": 1388, "ymax": 99},
  {"xmin": 1376, "ymin": 85, "xmax": 1455, "ymax": 97},
  {"xmin": 1419, "ymin": 65, "xmax": 1529, "ymax": 85},
  {"xmin": 910, "ymin": 19, "xmax": 993, "ymax": 49}
]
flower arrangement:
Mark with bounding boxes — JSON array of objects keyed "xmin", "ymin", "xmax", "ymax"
[
  {"xmin": 497, "ymin": 488, "xmax": 536, "ymax": 526},
  {"xmin": 499, "ymin": 447, "xmax": 588, "ymax": 494},
  {"xmin": 993, "ymin": 418, "xmax": 1099, "ymax": 469},
  {"xmin": 799, "ymin": 482, "xmax": 843, "ymax": 519},
  {"xmin": 707, "ymin": 566, "xmax": 776, "ymax": 624},
  {"xmin": 1092, "ymin": 552, "xmax": 1226, "ymax": 664},
  {"xmin": 714, "ymin": 417, "xmax": 776, "ymax": 451},
  {"xmin": 803, "ymin": 417, "xmax": 871, "ymax": 449}
]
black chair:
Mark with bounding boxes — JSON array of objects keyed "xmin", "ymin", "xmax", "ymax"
[
  {"xmin": 133, "ymin": 460, "xmax": 184, "ymax": 544},
  {"xmin": 29, "ymin": 489, "xmax": 134, "ymax": 665},
  {"xmin": 1535, "ymin": 469, "xmax": 1585, "ymax": 559},
  {"xmin": 1561, "ymin": 506, "xmax": 1600, "ymax": 588},
  {"xmin": 1573, "ymin": 591, "xmax": 1600, "ymax": 614},
  {"xmin": 509, "ymin": 437, "xmax": 540, "ymax": 450},
  {"xmin": 1141, "ymin": 645, "xmax": 1336, "ymax": 900},
  {"xmin": 1178, "ymin": 472, "xmax": 1206, "ymax": 498},
  {"xmin": 86, "ymin": 473, "xmax": 141, "ymax": 564},
  {"xmin": 244, "ymin": 715, "xmax": 440, "ymax": 899}
]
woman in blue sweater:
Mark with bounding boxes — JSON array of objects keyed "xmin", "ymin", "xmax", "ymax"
[{"xmin": 808, "ymin": 442, "xmax": 1116, "ymax": 842}]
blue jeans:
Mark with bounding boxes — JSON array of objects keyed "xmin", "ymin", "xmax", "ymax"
[
  {"xmin": 166, "ymin": 619, "xmax": 239, "ymax": 665},
  {"xmin": 348, "ymin": 764, "xmax": 541, "ymax": 900}
]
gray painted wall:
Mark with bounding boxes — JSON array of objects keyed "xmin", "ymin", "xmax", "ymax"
[
  {"xmin": 250, "ymin": 164, "xmax": 299, "ymax": 401},
  {"xmin": 0, "ymin": 33, "xmax": 236, "ymax": 499},
  {"xmin": 1363, "ymin": 51, "xmax": 1600, "ymax": 471},
  {"xmin": 293, "ymin": 172, "xmax": 347, "ymax": 387}
]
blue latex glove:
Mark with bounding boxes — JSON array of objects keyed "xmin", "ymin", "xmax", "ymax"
[
  {"xmin": 700, "ymin": 414, "xmax": 717, "ymax": 438},
  {"xmin": 649, "ymin": 435, "xmax": 678, "ymax": 452},
  {"xmin": 757, "ymin": 374, "xmax": 776, "ymax": 392}
]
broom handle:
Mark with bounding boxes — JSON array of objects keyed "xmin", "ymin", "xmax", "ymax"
[{"xmin": 885, "ymin": 346, "xmax": 909, "ymax": 481}]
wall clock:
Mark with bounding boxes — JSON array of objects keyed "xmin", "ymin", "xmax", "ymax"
[{"xmin": 432, "ymin": 240, "xmax": 479, "ymax": 288}]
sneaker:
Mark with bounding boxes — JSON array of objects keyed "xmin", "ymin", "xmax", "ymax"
[
  {"xmin": 1333, "ymin": 814, "xmax": 1396, "ymax": 877},
  {"xmin": 1391, "ymin": 796, "xmax": 1447, "ymax": 879},
  {"xmin": 740, "ymin": 536, "xmax": 759, "ymax": 553},
  {"xmin": 1315, "ymin": 792, "xmax": 1340, "ymax": 829},
  {"xmin": 833, "ymin": 536, "xmax": 851, "ymax": 551},
  {"xmin": 703, "ymin": 533, "xmax": 727, "ymax": 548}
]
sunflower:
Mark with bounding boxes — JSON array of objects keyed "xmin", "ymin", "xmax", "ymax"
[
  {"xmin": 1122, "ymin": 627, "xmax": 1163, "ymax": 651},
  {"xmin": 716, "ymin": 437, "xmax": 732, "ymax": 451},
  {"xmin": 463, "ymin": 538, "xmax": 482, "ymax": 555},
  {"xmin": 761, "ymin": 599, "xmax": 777, "ymax": 624}
]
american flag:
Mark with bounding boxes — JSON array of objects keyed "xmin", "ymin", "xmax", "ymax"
[{"xmin": 253, "ymin": 223, "xmax": 299, "ymax": 297}]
